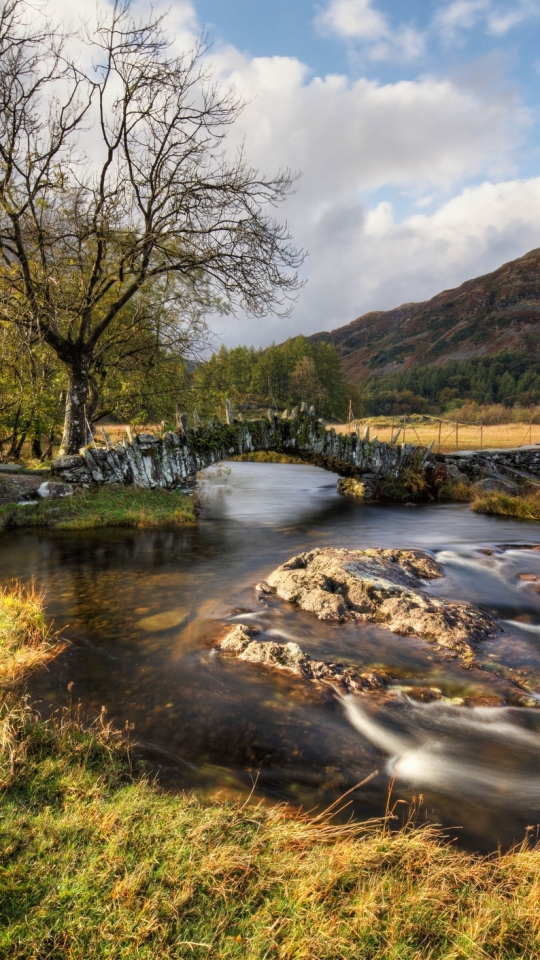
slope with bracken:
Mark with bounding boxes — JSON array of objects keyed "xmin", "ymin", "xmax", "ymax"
[{"xmin": 309, "ymin": 247, "xmax": 540, "ymax": 381}]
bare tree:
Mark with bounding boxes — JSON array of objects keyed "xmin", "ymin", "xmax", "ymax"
[{"xmin": 0, "ymin": 0, "xmax": 303, "ymax": 454}]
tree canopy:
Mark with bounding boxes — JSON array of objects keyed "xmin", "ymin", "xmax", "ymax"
[{"xmin": 0, "ymin": 0, "xmax": 303, "ymax": 454}]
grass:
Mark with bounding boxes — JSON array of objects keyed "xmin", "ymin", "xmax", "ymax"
[
  {"xmin": 473, "ymin": 488, "xmax": 540, "ymax": 521},
  {"xmin": 0, "ymin": 484, "xmax": 197, "ymax": 531},
  {"xmin": 2, "ymin": 697, "xmax": 540, "ymax": 959},
  {"xmin": 0, "ymin": 582, "xmax": 67, "ymax": 685},
  {"xmin": 2, "ymin": 588, "xmax": 540, "ymax": 957}
]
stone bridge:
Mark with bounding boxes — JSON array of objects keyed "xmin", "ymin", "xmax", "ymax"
[{"xmin": 51, "ymin": 405, "xmax": 432, "ymax": 495}]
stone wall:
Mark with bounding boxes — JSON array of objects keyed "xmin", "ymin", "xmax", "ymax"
[
  {"xmin": 437, "ymin": 446, "xmax": 540, "ymax": 481},
  {"xmin": 51, "ymin": 408, "xmax": 432, "ymax": 491}
]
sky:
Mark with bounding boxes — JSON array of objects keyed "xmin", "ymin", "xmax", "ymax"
[{"xmin": 49, "ymin": 0, "xmax": 540, "ymax": 347}]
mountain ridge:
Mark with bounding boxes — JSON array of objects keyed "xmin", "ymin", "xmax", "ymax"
[{"xmin": 308, "ymin": 248, "xmax": 540, "ymax": 382}]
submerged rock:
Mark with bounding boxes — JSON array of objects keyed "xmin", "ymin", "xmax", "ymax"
[
  {"xmin": 337, "ymin": 475, "xmax": 378, "ymax": 499},
  {"xmin": 262, "ymin": 547, "xmax": 498, "ymax": 660},
  {"xmin": 217, "ymin": 624, "xmax": 388, "ymax": 694}
]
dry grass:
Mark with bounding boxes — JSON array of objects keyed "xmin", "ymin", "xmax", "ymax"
[
  {"xmin": 1, "ymin": 586, "xmax": 540, "ymax": 956},
  {"xmin": 1, "ymin": 695, "xmax": 540, "ymax": 958},
  {"xmin": 231, "ymin": 450, "xmax": 304, "ymax": 464},
  {"xmin": 0, "ymin": 582, "xmax": 66, "ymax": 685},
  {"xmin": 332, "ymin": 419, "xmax": 540, "ymax": 452}
]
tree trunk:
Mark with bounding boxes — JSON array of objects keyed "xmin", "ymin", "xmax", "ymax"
[
  {"xmin": 31, "ymin": 436, "xmax": 42, "ymax": 458},
  {"xmin": 59, "ymin": 360, "xmax": 91, "ymax": 456}
]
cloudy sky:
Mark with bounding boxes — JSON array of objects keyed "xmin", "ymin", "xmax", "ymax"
[{"xmin": 51, "ymin": 0, "xmax": 540, "ymax": 347}]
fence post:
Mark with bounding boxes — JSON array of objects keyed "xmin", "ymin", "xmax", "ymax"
[
  {"xmin": 438, "ymin": 420, "xmax": 441, "ymax": 452},
  {"xmin": 480, "ymin": 423, "xmax": 483, "ymax": 450},
  {"xmin": 456, "ymin": 421, "xmax": 459, "ymax": 452}
]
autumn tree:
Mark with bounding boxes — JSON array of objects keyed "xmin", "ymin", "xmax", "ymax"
[{"xmin": 0, "ymin": 0, "xmax": 302, "ymax": 455}]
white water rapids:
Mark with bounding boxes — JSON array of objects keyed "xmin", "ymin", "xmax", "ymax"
[{"xmin": 343, "ymin": 697, "xmax": 540, "ymax": 807}]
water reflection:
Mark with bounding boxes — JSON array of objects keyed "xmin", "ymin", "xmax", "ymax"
[{"xmin": 2, "ymin": 461, "xmax": 540, "ymax": 850}]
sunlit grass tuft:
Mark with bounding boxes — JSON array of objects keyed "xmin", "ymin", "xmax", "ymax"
[
  {"xmin": 473, "ymin": 488, "xmax": 540, "ymax": 521},
  {"xmin": 0, "ymin": 582, "xmax": 66, "ymax": 685}
]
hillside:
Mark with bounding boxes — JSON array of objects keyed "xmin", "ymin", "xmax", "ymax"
[{"xmin": 310, "ymin": 248, "xmax": 540, "ymax": 381}]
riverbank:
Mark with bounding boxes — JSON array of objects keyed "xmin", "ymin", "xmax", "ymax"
[
  {"xmin": 473, "ymin": 488, "xmax": 540, "ymax": 521},
  {"xmin": 2, "ymin": 584, "xmax": 540, "ymax": 958},
  {"xmin": 0, "ymin": 485, "xmax": 198, "ymax": 531}
]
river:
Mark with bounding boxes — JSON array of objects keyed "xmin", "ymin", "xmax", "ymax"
[{"xmin": 3, "ymin": 461, "xmax": 540, "ymax": 850}]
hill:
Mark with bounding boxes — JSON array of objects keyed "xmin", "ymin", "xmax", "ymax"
[{"xmin": 309, "ymin": 248, "xmax": 540, "ymax": 381}]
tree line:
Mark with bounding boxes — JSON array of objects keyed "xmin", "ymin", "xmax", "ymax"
[
  {"xmin": 187, "ymin": 336, "xmax": 350, "ymax": 421},
  {"xmin": 357, "ymin": 352, "xmax": 540, "ymax": 417}
]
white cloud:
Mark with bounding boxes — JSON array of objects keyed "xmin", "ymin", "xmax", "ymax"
[
  {"xmin": 214, "ymin": 177, "xmax": 540, "ymax": 347},
  {"xmin": 212, "ymin": 49, "xmax": 525, "ymax": 200},
  {"xmin": 40, "ymin": 0, "xmax": 540, "ymax": 351},
  {"xmin": 317, "ymin": 0, "xmax": 540, "ymax": 55},
  {"xmin": 315, "ymin": 0, "xmax": 425, "ymax": 60},
  {"xmin": 435, "ymin": 0, "xmax": 540, "ymax": 40}
]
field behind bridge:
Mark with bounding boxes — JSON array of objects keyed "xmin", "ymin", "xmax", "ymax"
[
  {"xmin": 97, "ymin": 419, "xmax": 540, "ymax": 455},
  {"xmin": 331, "ymin": 419, "xmax": 540, "ymax": 453}
]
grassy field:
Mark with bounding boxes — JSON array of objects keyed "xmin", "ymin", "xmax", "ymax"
[
  {"xmin": 332, "ymin": 419, "xmax": 539, "ymax": 452},
  {"xmin": 0, "ymin": 485, "xmax": 197, "ymax": 532},
  {"xmin": 2, "ymin": 586, "xmax": 540, "ymax": 957}
]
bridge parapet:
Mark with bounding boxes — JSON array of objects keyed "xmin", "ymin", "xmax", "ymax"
[{"xmin": 51, "ymin": 407, "xmax": 433, "ymax": 490}]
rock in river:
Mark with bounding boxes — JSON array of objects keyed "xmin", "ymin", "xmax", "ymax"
[
  {"xmin": 259, "ymin": 547, "xmax": 498, "ymax": 661},
  {"xmin": 218, "ymin": 624, "xmax": 388, "ymax": 694}
]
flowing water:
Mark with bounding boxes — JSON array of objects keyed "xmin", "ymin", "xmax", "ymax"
[{"xmin": 4, "ymin": 461, "xmax": 540, "ymax": 850}]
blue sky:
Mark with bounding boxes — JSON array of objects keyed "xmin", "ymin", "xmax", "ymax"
[{"xmin": 53, "ymin": 0, "xmax": 540, "ymax": 346}]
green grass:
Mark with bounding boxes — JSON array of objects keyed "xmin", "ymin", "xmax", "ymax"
[
  {"xmin": 3, "ymin": 581, "xmax": 540, "ymax": 957},
  {"xmin": 0, "ymin": 485, "xmax": 198, "ymax": 531},
  {"xmin": 2, "ymin": 696, "xmax": 540, "ymax": 960},
  {"xmin": 473, "ymin": 489, "xmax": 540, "ymax": 520}
]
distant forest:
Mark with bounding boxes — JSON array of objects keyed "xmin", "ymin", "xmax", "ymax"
[
  {"xmin": 190, "ymin": 346, "xmax": 540, "ymax": 422},
  {"xmin": 358, "ymin": 352, "xmax": 540, "ymax": 416}
]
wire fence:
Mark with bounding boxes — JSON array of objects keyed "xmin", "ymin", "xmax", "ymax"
[{"xmin": 336, "ymin": 414, "xmax": 539, "ymax": 452}]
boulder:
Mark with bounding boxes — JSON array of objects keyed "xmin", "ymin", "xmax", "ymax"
[
  {"xmin": 263, "ymin": 547, "xmax": 498, "ymax": 661},
  {"xmin": 217, "ymin": 625, "xmax": 388, "ymax": 694},
  {"xmin": 472, "ymin": 477, "xmax": 518, "ymax": 494},
  {"xmin": 37, "ymin": 481, "xmax": 74, "ymax": 499},
  {"xmin": 51, "ymin": 454, "xmax": 92, "ymax": 484}
]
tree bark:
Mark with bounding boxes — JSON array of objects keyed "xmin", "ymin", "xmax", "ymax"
[
  {"xmin": 31, "ymin": 436, "xmax": 42, "ymax": 458},
  {"xmin": 59, "ymin": 359, "xmax": 91, "ymax": 456}
]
